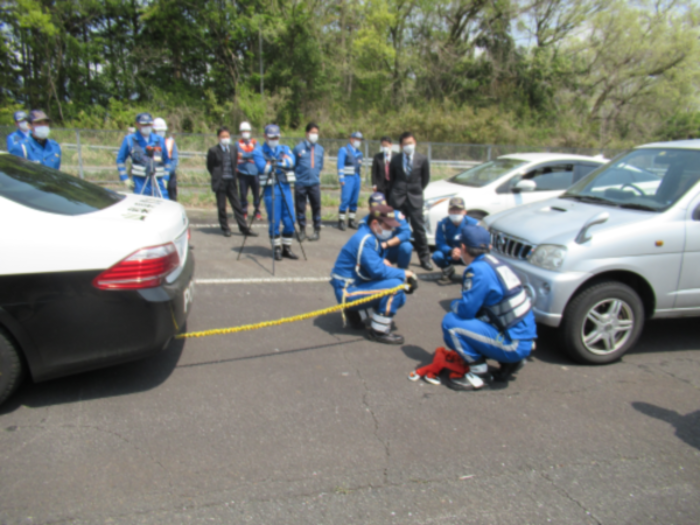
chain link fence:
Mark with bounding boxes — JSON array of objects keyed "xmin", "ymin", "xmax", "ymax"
[{"xmin": 0, "ymin": 125, "xmax": 627, "ymax": 193}]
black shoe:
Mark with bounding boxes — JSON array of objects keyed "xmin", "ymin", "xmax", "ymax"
[
  {"xmin": 223, "ymin": 230, "xmax": 232, "ymax": 237},
  {"xmin": 345, "ymin": 310, "xmax": 365, "ymax": 329},
  {"xmin": 366, "ymin": 328, "xmax": 404, "ymax": 345},
  {"xmin": 338, "ymin": 219, "xmax": 346, "ymax": 231},
  {"xmin": 274, "ymin": 247, "xmax": 282, "ymax": 260},
  {"xmin": 420, "ymin": 259, "xmax": 434, "ymax": 271},
  {"xmin": 492, "ymin": 360, "xmax": 525, "ymax": 382},
  {"xmin": 241, "ymin": 229, "xmax": 259, "ymax": 237},
  {"xmin": 282, "ymin": 245, "xmax": 299, "ymax": 260},
  {"xmin": 297, "ymin": 229, "xmax": 307, "ymax": 242},
  {"xmin": 308, "ymin": 229, "xmax": 320, "ymax": 241},
  {"xmin": 348, "ymin": 218, "xmax": 358, "ymax": 229}
]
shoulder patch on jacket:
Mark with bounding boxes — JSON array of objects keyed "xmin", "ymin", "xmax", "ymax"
[{"xmin": 463, "ymin": 272, "xmax": 474, "ymax": 291}]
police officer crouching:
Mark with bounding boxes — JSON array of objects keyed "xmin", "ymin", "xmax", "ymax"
[
  {"xmin": 441, "ymin": 224, "xmax": 537, "ymax": 390},
  {"xmin": 432, "ymin": 197, "xmax": 478, "ymax": 283},
  {"xmin": 330, "ymin": 204, "xmax": 416, "ymax": 344},
  {"xmin": 9, "ymin": 110, "xmax": 62, "ymax": 169},
  {"xmin": 360, "ymin": 192, "xmax": 413, "ymax": 269}
]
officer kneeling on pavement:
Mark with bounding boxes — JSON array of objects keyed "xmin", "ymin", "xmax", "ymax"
[
  {"xmin": 330, "ymin": 204, "xmax": 417, "ymax": 345},
  {"xmin": 360, "ymin": 192, "xmax": 413, "ymax": 269},
  {"xmin": 440, "ymin": 224, "xmax": 537, "ymax": 390},
  {"xmin": 432, "ymin": 196, "xmax": 478, "ymax": 283}
]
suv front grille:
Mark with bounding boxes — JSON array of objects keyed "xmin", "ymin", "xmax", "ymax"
[{"xmin": 491, "ymin": 230, "xmax": 535, "ymax": 260}]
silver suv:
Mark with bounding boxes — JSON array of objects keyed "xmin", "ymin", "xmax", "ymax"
[{"xmin": 483, "ymin": 140, "xmax": 700, "ymax": 364}]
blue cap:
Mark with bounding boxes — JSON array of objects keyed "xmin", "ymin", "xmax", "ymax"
[
  {"xmin": 350, "ymin": 131, "xmax": 363, "ymax": 140},
  {"xmin": 459, "ymin": 224, "xmax": 491, "ymax": 249},
  {"xmin": 264, "ymin": 124, "xmax": 281, "ymax": 137},
  {"xmin": 135, "ymin": 112, "xmax": 153, "ymax": 125},
  {"xmin": 28, "ymin": 110, "xmax": 50, "ymax": 123},
  {"xmin": 13, "ymin": 111, "xmax": 27, "ymax": 122},
  {"xmin": 368, "ymin": 192, "xmax": 387, "ymax": 206}
]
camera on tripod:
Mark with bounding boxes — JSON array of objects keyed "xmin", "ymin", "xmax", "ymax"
[{"xmin": 145, "ymin": 145, "xmax": 163, "ymax": 163}]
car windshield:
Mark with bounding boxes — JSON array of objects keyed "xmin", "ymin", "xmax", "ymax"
[
  {"xmin": 561, "ymin": 148, "xmax": 700, "ymax": 212},
  {"xmin": 449, "ymin": 158, "xmax": 528, "ymax": 187},
  {"xmin": 0, "ymin": 155, "xmax": 124, "ymax": 216}
]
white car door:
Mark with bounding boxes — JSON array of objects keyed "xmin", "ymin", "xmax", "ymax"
[{"xmin": 675, "ymin": 189, "xmax": 700, "ymax": 309}]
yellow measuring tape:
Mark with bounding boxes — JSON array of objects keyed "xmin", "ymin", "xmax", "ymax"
[{"xmin": 175, "ymin": 283, "xmax": 407, "ymax": 339}]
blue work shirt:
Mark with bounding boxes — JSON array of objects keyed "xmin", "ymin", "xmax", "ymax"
[
  {"xmin": 236, "ymin": 138, "xmax": 259, "ymax": 176},
  {"xmin": 331, "ymin": 223, "xmax": 407, "ymax": 284},
  {"xmin": 450, "ymin": 254, "xmax": 537, "ymax": 341},
  {"xmin": 116, "ymin": 132, "xmax": 171, "ymax": 181},
  {"xmin": 9, "ymin": 135, "xmax": 62, "ymax": 169},
  {"xmin": 435, "ymin": 215, "xmax": 479, "ymax": 258},
  {"xmin": 6, "ymin": 129, "xmax": 30, "ymax": 151},
  {"xmin": 337, "ymin": 143, "xmax": 363, "ymax": 181},
  {"xmin": 253, "ymin": 143, "xmax": 295, "ymax": 185},
  {"xmin": 360, "ymin": 210, "xmax": 412, "ymax": 253},
  {"xmin": 293, "ymin": 140, "xmax": 324, "ymax": 187}
]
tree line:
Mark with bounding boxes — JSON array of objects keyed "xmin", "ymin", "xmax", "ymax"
[{"xmin": 1, "ymin": 0, "xmax": 698, "ymax": 147}]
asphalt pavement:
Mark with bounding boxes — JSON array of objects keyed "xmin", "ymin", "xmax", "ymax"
[{"xmin": 1, "ymin": 212, "xmax": 699, "ymax": 524}]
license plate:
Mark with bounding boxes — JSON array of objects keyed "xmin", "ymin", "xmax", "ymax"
[{"xmin": 183, "ymin": 280, "xmax": 195, "ymax": 314}]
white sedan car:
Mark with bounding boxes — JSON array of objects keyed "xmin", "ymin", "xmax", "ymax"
[{"xmin": 424, "ymin": 153, "xmax": 608, "ymax": 244}]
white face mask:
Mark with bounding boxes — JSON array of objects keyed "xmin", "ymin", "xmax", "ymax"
[
  {"xmin": 241, "ymin": 132, "xmax": 251, "ymax": 140},
  {"xmin": 140, "ymin": 126, "xmax": 152, "ymax": 136},
  {"xmin": 375, "ymin": 226, "xmax": 393, "ymax": 241},
  {"xmin": 403, "ymin": 143, "xmax": 415, "ymax": 155},
  {"xmin": 18, "ymin": 121, "xmax": 29, "ymax": 132},
  {"xmin": 449, "ymin": 214, "xmax": 464, "ymax": 225},
  {"xmin": 156, "ymin": 130, "xmax": 166, "ymax": 138},
  {"xmin": 33, "ymin": 125, "xmax": 50, "ymax": 139},
  {"xmin": 268, "ymin": 139, "xmax": 279, "ymax": 148},
  {"xmin": 308, "ymin": 133, "xmax": 318, "ymax": 144},
  {"xmin": 352, "ymin": 140, "xmax": 361, "ymax": 149},
  {"xmin": 220, "ymin": 137, "xmax": 231, "ymax": 146},
  {"xmin": 382, "ymin": 146, "xmax": 392, "ymax": 155}
]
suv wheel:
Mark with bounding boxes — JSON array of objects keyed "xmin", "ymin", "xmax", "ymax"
[
  {"xmin": 0, "ymin": 330, "xmax": 24, "ymax": 406},
  {"xmin": 560, "ymin": 281, "xmax": 645, "ymax": 364}
]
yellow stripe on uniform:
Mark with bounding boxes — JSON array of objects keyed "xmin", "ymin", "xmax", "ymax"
[{"xmin": 175, "ymin": 284, "xmax": 407, "ymax": 339}]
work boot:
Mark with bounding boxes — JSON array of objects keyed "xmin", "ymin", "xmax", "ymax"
[
  {"xmin": 493, "ymin": 360, "xmax": 525, "ymax": 382},
  {"xmin": 348, "ymin": 218, "xmax": 358, "ymax": 229},
  {"xmin": 282, "ymin": 245, "xmax": 299, "ymax": 260},
  {"xmin": 437, "ymin": 265, "xmax": 455, "ymax": 284},
  {"xmin": 297, "ymin": 228, "xmax": 307, "ymax": 242},
  {"xmin": 308, "ymin": 229, "xmax": 321, "ymax": 241},
  {"xmin": 274, "ymin": 246, "xmax": 282, "ymax": 261},
  {"xmin": 420, "ymin": 259, "xmax": 434, "ymax": 271},
  {"xmin": 338, "ymin": 219, "xmax": 346, "ymax": 231},
  {"xmin": 366, "ymin": 327, "xmax": 404, "ymax": 345},
  {"xmin": 255, "ymin": 211, "xmax": 262, "ymax": 221},
  {"xmin": 447, "ymin": 372, "xmax": 486, "ymax": 391}
]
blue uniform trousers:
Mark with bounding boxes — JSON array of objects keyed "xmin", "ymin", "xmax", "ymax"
[
  {"xmin": 332, "ymin": 278, "xmax": 406, "ymax": 317},
  {"xmin": 442, "ymin": 313, "xmax": 533, "ymax": 363},
  {"xmin": 385, "ymin": 242, "xmax": 413, "ymax": 269},
  {"xmin": 134, "ymin": 175, "xmax": 169, "ymax": 199},
  {"xmin": 340, "ymin": 174, "xmax": 361, "ymax": 213},
  {"xmin": 432, "ymin": 251, "xmax": 464, "ymax": 270},
  {"xmin": 264, "ymin": 183, "xmax": 296, "ymax": 237}
]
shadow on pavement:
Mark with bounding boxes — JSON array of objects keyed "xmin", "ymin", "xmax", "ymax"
[
  {"xmin": 313, "ymin": 311, "xmax": 366, "ymax": 337},
  {"xmin": 0, "ymin": 338, "xmax": 185, "ymax": 414},
  {"xmin": 632, "ymin": 402, "xmax": 700, "ymax": 451},
  {"xmin": 400, "ymin": 344, "xmax": 433, "ymax": 367}
]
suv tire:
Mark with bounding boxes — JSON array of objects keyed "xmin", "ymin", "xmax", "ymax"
[
  {"xmin": 561, "ymin": 281, "xmax": 645, "ymax": 364},
  {"xmin": 0, "ymin": 330, "xmax": 24, "ymax": 406}
]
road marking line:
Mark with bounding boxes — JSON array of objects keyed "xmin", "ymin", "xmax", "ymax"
[
  {"xmin": 191, "ymin": 223, "xmax": 266, "ymax": 228},
  {"xmin": 195, "ymin": 277, "xmax": 329, "ymax": 285}
]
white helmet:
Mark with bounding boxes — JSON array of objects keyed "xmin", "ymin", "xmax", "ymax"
[
  {"xmin": 153, "ymin": 118, "xmax": 168, "ymax": 131},
  {"xmin": 239, "ymin": 121, "xmax": 252, "ymax": 132}
]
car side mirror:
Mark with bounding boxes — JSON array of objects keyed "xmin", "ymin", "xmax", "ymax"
[{"xmin": 512, "ymin": 179, "xmax": 537, "ymax": 193}]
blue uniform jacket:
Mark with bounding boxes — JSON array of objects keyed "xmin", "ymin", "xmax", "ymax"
[
  {"xmin": 293, "ymin": 140, "xmax": 324, "ymax": 187},
  {"xmin": 6, "ymin": 129, "xmax": 30, "ymax": 151},
  {"xmin": 236, "ymin": 139, "xmax": 259, "ymax": 176},
  {"xmin": 450, "ymin": 255, "xmax": 537, "ymax": 341},
  {"xmin": 360, "ymin": 210, "xmax": 412, "ymax": 251},
  {"xmin": 253, "ymin": 143, "xmax": 295, "ymax": 184},
  {"xmin": 331, "ymin": 223, "xmax": 407, "ymax": 284},
  {"xmin": 10, "ymin": 135, "xmax": 62, "ymax": 169},
  {"xmin": 116, "ymin": 132, "xmax": 171, "ymax": 181},
  {"xmin": 337, "ymin": 144, "xmax": 362, "ymax": 181},
  {"xmin": 435, "ymin": 216, "xmax": 479, "ymax": 257}
]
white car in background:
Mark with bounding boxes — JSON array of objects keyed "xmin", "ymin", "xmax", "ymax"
[{"xmin": 423, "ymin": 153, "xmax": 608, "ymax": 244}]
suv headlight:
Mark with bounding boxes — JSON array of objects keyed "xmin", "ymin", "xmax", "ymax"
[
  {"xmin": 424, "ymin": 194, "xmax": 456, "ymax": 210},
  {"xmin": 529, "ymin": 245, "xmax": 567, "ymax": 271}
]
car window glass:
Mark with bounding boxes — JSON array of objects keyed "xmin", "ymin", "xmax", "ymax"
[
  {"xmin": 563, "ymin": 148, "xmax": 700, "ymax": 211},
  {"xmin": 524, "ymin": 164, "xmax": 574, "ymax": 191},
  {"xmin": 0, "ymin": 155, "xmax": 124, "ymax": 216},
  {"xmin": 450, "ymin": 158, "xmax": 527, "ymax": 188},
  {"xmin": 573, "ymin": 163, "xmax": 599, "ymax": 183}
]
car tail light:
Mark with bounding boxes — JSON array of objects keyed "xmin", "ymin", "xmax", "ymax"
[{"xmin": 93, "ymin": 243, "xmax": 180, "ymax": 290}]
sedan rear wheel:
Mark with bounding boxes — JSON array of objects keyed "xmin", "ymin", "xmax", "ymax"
[
  {"xmin": 561, "ymin": 281, "xmax": 645, "ymax": 364},
  {"xmin": 0, "ymin": 330, "xmax": 24, "ymax": 406}
]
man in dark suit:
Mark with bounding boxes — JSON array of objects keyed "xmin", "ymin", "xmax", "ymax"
[
  {"xmin": 206, "ymin": 126, "xmax": 258, "ymax": 238},
  {"xmin": 371, "ymin": 136, "xmax": 394, "ymax": 195},
  {"xmin": 388, "ymin": 131, "xmax": 433, "ymax": 270}
]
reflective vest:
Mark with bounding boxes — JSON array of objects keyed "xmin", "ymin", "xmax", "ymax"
[
  {"xmin": 129, "ymin": 136, "xmax": 167, "ymax": 179},
  {"xmin": 479, "ymin": 254, "xmax": 532, "ymax": 331},
  {"xmin": 262, "ymin": 154, "xmax": 295, "ymax": 185},
  {"xmin": 341, "ymin": 145, "xmax": 362, "ymax": 177}
]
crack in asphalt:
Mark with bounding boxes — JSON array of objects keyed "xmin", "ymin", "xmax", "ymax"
[{"xmin": 539, "ymin": 471, "xmax": 603, "ymax": 525}]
